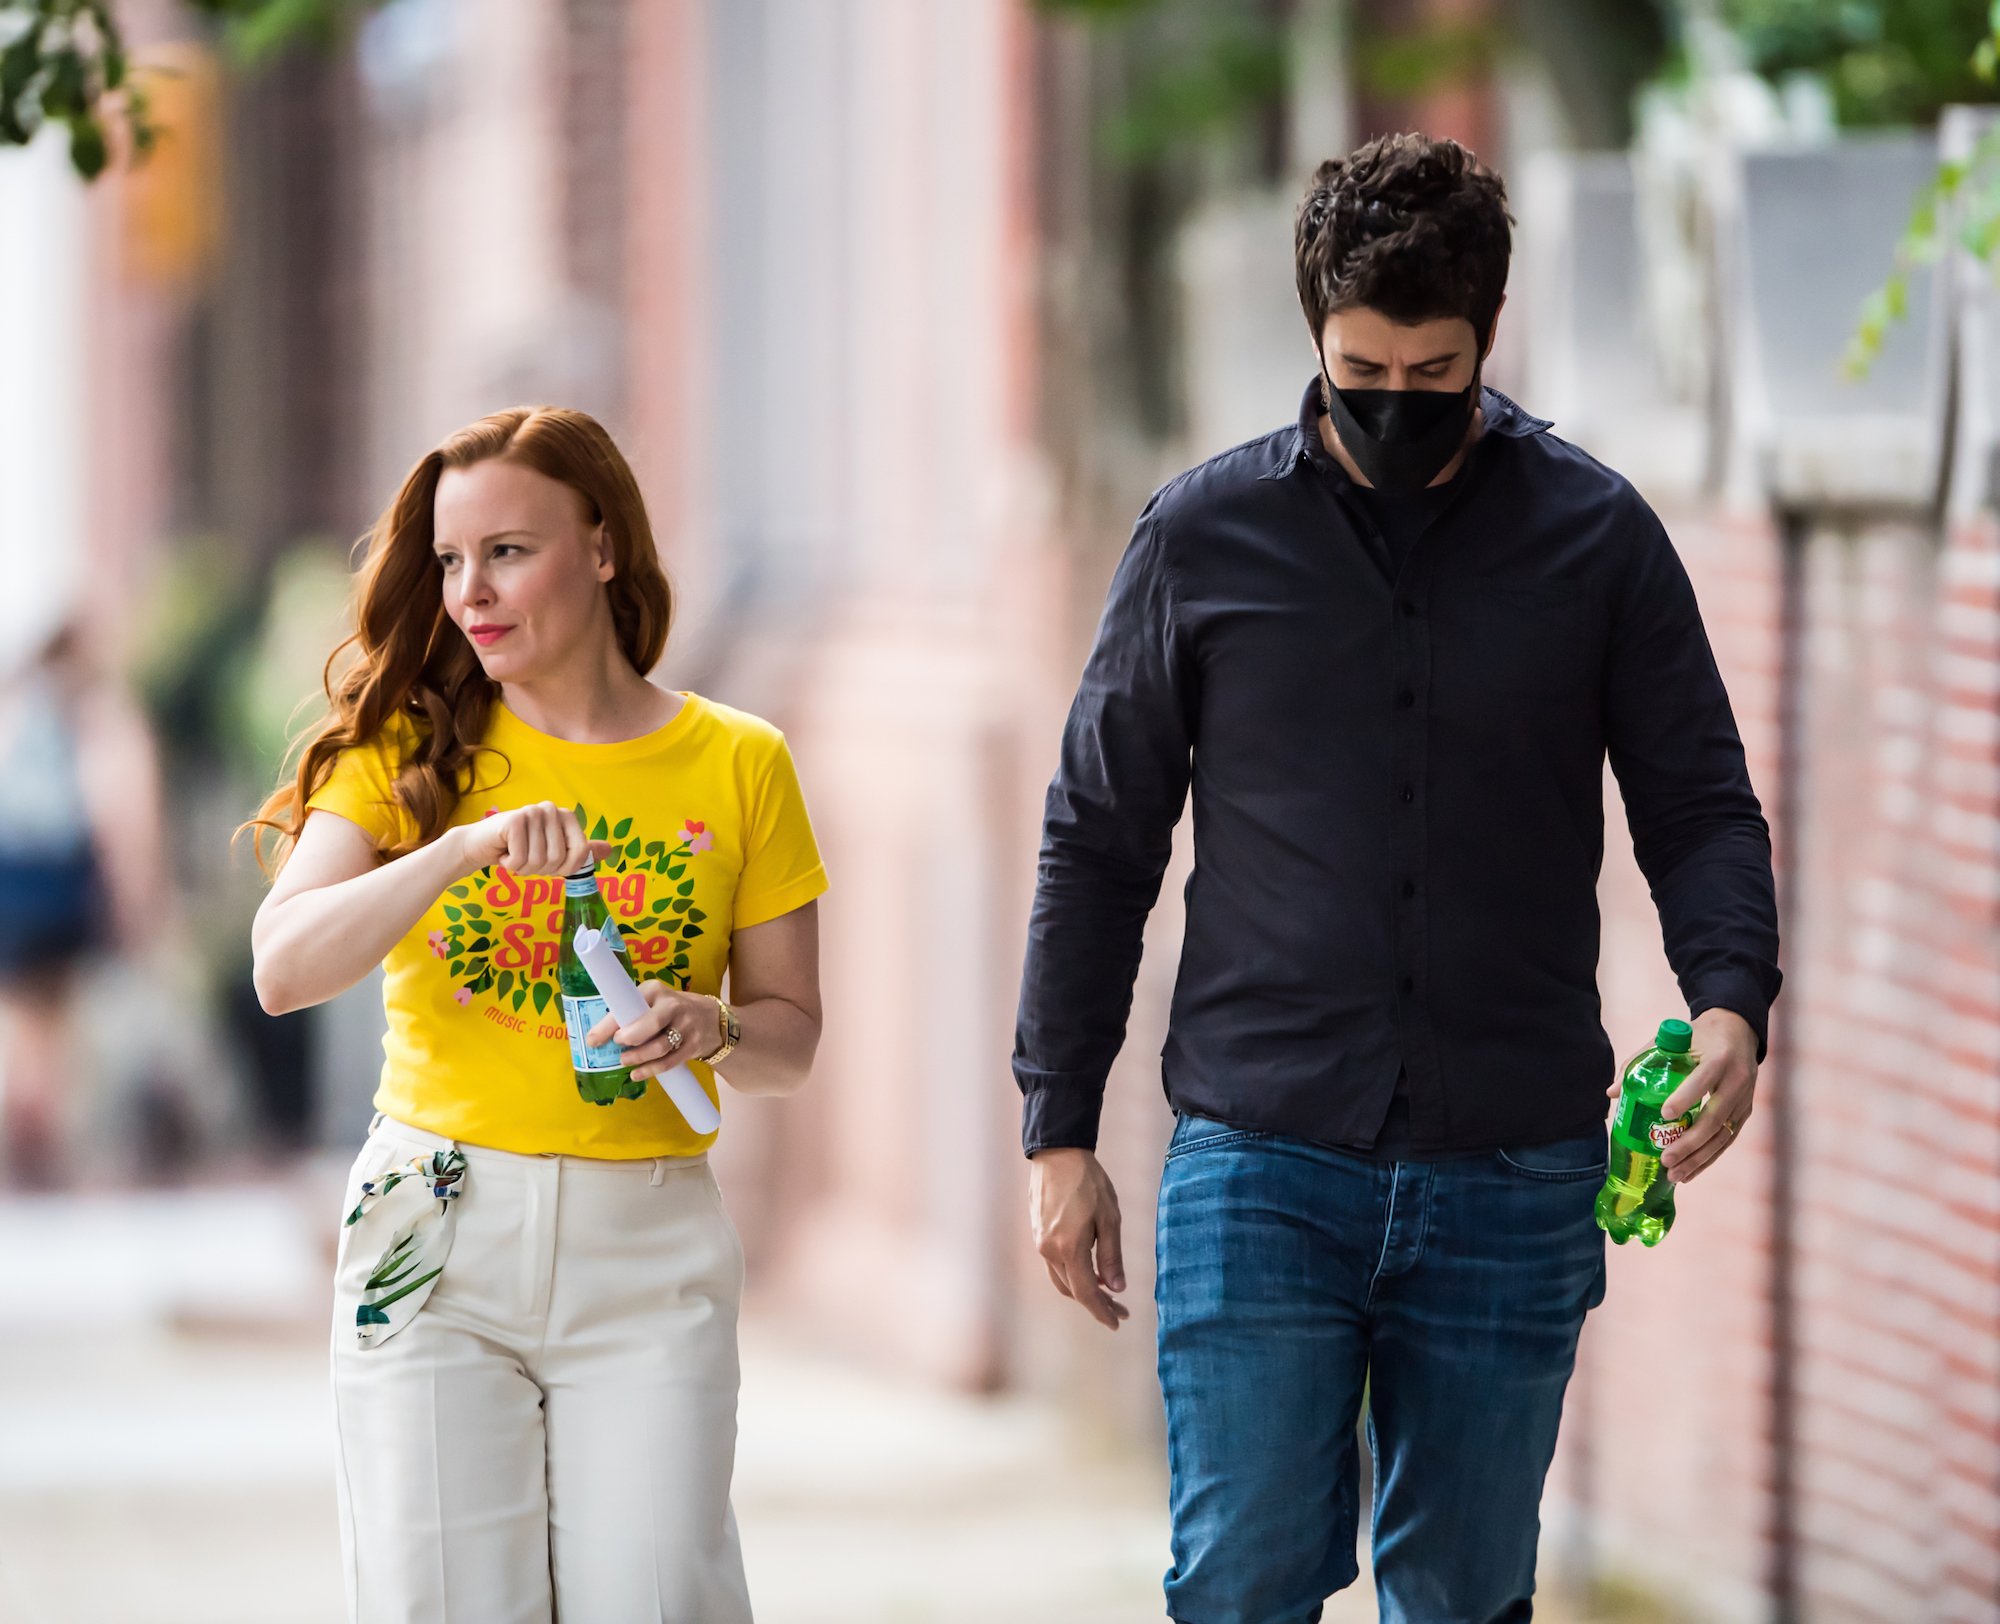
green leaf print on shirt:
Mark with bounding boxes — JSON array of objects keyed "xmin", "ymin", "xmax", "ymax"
[{"xmin": 432, "ymin": 809, "xmax": 718, "ymax": 1014}]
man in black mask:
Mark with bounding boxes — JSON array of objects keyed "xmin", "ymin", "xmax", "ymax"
[{"xmin": 1014, "ymin": 133, "xmax": 1780, "ymax": 1623}]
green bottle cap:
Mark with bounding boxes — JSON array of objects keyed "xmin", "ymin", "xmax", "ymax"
[{"xmin": 1655, "ymin": 1018, "xmax": 1693, "ymax": 1053}]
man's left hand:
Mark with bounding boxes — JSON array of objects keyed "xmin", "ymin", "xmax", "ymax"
[{"xmin": 1645, "ymin": 1008, "xmax": 1759, "ymax": 1184}]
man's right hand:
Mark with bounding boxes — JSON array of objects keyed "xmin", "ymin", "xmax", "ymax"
[{"xmin": 1029, "ymin": 1147, "xmax": 1129, "ymax": 1331}]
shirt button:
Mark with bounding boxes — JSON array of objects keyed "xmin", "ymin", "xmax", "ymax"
[
  {"xmin": 1401, "ymin": 786, "xmax": 1415, "ymax": 804},
  {"xmin": 1400, "ymin": 600, "xmax": 1417, "ymax": 617},
  {"xmin": 1397, "ymin": 690, "xmax": 1415, "ymax": 708},
  {"xmin": 1402, "ymin": 880, "xmax": 1416, "ymax": 899},
  {"xmin": 1401, "ymin": 976, "xmax": 1415, "ymax": 994}
]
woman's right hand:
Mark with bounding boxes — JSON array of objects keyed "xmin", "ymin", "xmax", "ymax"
[{"xmin": 452, "ymin": 801, "xmax": 615, "ymax": 879}]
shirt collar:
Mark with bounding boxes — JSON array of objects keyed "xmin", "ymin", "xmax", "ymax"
[{"xmin": 1261, "ymin": 375, "xmax": 1553, "ymax": 482}]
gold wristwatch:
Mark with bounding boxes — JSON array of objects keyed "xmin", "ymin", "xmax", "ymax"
[{"xmin": 706, "ymin": 996, "xmax": 741, "ymax": 1067}]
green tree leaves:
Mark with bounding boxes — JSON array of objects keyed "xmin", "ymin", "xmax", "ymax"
[
  {"xmin": 2, "ymin": 1, "xmax": 122, "ymax": 175},
  {"xmin": 1722, "ymin": 0, "xmax": 1999, "ymax": 130},
  {"xmin": 1849, "ymin": 102, "xmax": 2000, "ymax": 377},
  {"xmin": 4, "ymin": 0, "xmax": 382, "ymax": 179}
]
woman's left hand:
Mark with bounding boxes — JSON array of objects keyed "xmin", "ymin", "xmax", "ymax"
[{"xmin": 585, "ymin": 981, "xmax": 723, "ymax": 1078}]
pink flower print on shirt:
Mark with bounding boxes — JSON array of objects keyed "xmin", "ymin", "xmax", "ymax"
[
  {"xmin": 428, "ymin": 930, "xmax": 449, "ymax": 958},
  {"xmin": 681, "ymin": 819, "xmax": 714, "ymax": 855}
]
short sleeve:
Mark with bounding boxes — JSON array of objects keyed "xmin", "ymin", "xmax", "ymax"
[
  {"xmin": 304, "ymin": 728, "xmax": 415, "ymax": 851},
  {"xmin": 732, "ymin": 735, "xmax": 828, "ymax": 930}
]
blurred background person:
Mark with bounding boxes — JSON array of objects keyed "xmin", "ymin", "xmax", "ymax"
[{"xmin": 0, "ymin": 614, "xmax": 169, "ymax": 1189}]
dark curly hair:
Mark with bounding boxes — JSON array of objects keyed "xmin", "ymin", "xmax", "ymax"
[{"xmin": 1294, "ymin": 132, "xmax": 1513, "ymax": 351}]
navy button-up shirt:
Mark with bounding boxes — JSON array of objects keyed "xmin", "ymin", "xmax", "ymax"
[{"xmin": 1013, "ymin": 380, "xmax": 1782, "ymax": 1158}]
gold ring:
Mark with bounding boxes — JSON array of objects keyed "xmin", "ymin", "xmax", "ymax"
[
  {"xmin": 1724, "ymin": 1117, "xmax": 1739, "ymax": 1138},
  {"xmin": 665, "ymin": 1027, "xmax": 684, "ymax": 1052}
]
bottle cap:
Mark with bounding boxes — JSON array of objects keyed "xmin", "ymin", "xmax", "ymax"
[
  {"xmin": 1655, "ymin": 1018, "xmax": 1693, "ymax": 1053},
  {"xmin": 566, "ymin": 861, "xmax": 598, "ymax": 878}
]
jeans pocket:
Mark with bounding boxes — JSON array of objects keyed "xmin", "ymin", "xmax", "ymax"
[
  {"xmin": 1494, "ymin": 1129, "xmax": 1608, "ymax": 1183},
  {"xmin": 1164, "ymin": 1111, "xmax": 1266, "ymax": 1162}
]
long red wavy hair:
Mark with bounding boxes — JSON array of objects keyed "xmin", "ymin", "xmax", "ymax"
[{"xmin": 238, "ymin": 406, "xmax": 673, "ymax": 877}]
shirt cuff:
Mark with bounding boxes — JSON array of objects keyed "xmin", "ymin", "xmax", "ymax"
[
  {"xmin": 1016, "ymin": 1068, "xmax": 1107, "ymax": 1158},
  {"xmin": 1687, "ymin": 975, "xmax": 1775, "ymax": 1064}
]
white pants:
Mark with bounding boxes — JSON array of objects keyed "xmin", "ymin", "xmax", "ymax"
[{"xmin": 331, "ymin": 1113, "xmax": 754, "ymax": 1623}]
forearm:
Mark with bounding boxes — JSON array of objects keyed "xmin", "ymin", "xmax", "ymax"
[
  {"xmin": 1014, "ymin": 845, "xmax": 1167, "ymax": 1155},
  {"xmin": 1642, "ymin": 824, "xmax": 1782, "ymax": 1059},
  {"xmin": 253, "ymin": 830, "xmax": 471, "ymax": 1014},
  {"xmin": 711, "ymin": 994, "xmax": 820, "ymax": 1097},
  {"xmin": 1016, "ymin": 493, "xmax": 1192, "ymax": 1152},
  {"xmin": 1604, "ymin": 491, "xmax": 1785, "ymax": 1045}
]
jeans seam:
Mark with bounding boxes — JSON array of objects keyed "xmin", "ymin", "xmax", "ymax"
[
  {"xmin": 1366, "ymin": 1407, "xmax": 1384, "ymax": 1581},
  {"xmin": 1408, "ymin": 1164, "xmax": 1433, "ymax": 1271},
  {"xmin": 1365, "ymin": 1166, "xmax": 1400, "ymax": 1308},
  {"xmin": 1493, "ymin": 1148, "xmax": 1606, "ymax": 1182},
  {"xmin": 1163, "ymin": 1129, "xmax": 1259, "ymax": 1163}
]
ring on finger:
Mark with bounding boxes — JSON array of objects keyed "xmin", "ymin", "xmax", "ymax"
[{"xmin": 664, "ymin": 1027, "xmax": 683, "ymax": 1052}]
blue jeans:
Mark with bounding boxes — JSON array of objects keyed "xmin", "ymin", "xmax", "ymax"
[{"xmin": 1154, "ymin": 1113, "xmax": 1608, "ymax": 1624}]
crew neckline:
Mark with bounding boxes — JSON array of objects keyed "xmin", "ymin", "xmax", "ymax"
[{"xmin": 490, "ymin": 691, "xmax": 704, "ymax": 760}]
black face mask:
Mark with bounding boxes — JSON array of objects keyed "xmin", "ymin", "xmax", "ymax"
[{"xmin": 1320, "ymin": 353, "xmax": 1482, "ymax": 494}]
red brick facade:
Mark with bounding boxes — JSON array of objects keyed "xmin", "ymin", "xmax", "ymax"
[{"xmin": 1555, "ymin": 501, "xmax": 2000, "ymax": 1621}]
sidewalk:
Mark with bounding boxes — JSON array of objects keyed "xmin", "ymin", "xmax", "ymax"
[
  {"xmin": 0, "ymin": 1321, "xmax": 1207, "ymax": 1624},
  {"xmin": 0, "ymin": 1182, "xmax": 1478, "ymax": 1623}
]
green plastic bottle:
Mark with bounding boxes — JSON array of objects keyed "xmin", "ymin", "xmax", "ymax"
[
  {"xmin": 1596, "ymin": 1018, "xmax": 1703, "ymax": 1247},
  {"xmin": 558, "ymin": 864, "xmax": 646, "ymax": 1107}
]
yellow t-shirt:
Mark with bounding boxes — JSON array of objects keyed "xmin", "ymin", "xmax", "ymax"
[{"xmin": 304, "ymin": 692, "xmax": 826, "ymax": 1157}]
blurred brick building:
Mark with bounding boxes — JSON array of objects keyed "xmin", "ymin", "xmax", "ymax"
[{"xmin": 48, "ymin": 2, "xmax": 2000, "ymax": 1619}]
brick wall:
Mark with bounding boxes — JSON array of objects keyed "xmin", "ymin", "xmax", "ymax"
[
  {"xmin": 1546, "ymin": 504, "xmax": 1786, "ymax": 1622},
  {"xmin": 599, "ymin": 7, "xmax": 2000, "ymax": 1605},
  {"xmin": 1559, "ymin": 499, "xmax": 2000, "ymax": 1622}
]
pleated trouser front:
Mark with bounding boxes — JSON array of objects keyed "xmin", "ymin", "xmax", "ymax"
[{"xmin": 330, "ymin": 1112, "xmax": 754, "ymax": 1624}]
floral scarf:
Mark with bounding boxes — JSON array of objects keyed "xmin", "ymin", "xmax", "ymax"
[{"xmin": 343, "ymin": 1149, "xmax": 467, "ymax": 1349}]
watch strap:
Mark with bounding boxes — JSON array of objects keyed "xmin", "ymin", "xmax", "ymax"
[{"xmin": 706, "ymin": 995, "xmax": 740, "ymax": 1065}]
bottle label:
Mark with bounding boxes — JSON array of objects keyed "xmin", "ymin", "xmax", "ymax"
[
  {"xmin": 562, "ymin": 994, "xmax": 625, "ymax": 1072},
  {"xmin": 1612, "ymin": 1097, "xmax": 1667, "ymax": 1158},
  {"xmin": 1648, "ymin": 1118, "xmax": 1689, "ymax": 1151},
  {"xmin": 565, "ymin": 874, "xmax": 601, "ymax": 899}
]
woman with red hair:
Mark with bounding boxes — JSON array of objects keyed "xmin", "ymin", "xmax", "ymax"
[{"xmin": 243, "ymin": 406, "xmax": 825, "ymax": 1621}]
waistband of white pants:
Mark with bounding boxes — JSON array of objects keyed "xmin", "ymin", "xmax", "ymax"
[{"xmin": 369, "ymin": 1111, "xmax": 709, "ymax": 1176}]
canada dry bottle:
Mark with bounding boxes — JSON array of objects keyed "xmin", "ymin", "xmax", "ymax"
[{"xmin": 1595, "ymin": 1017, "xmax": 1703, "ymax": 1247}]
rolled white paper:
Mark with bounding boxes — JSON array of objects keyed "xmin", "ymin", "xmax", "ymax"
[{"xmin": 574, "ymin": 925, "xmax": 723, "ymax": 1135}]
